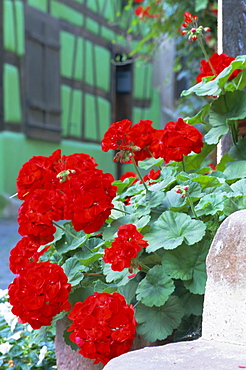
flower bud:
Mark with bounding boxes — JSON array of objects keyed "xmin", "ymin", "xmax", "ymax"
[
  {"xmin": 181, "ymin": 30, "xmax": 188, "ymax": 35},
  {"xmin": 204, "ymin": 27, "xmax": 211, "ymax": 32}
]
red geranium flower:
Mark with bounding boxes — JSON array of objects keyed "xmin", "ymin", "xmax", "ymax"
[
  {"xmin": 67, "ymin": 292, "xmax": 137, "ymax": 365},
  {"xmin": 129, "ymin": 119, "xmax": 157, "ymax": 164},
  {"xmin": 161, "ymin": 118, "xmax": 203, "ymax": 163},
  {"xmin": 65, "ymin": 169, "xmax": 117, "ymax": 234},
  {"xmin": 8, "ymin": 261, "xmax": 71, "ymax": 329},
  {"xmin": 196, "ymin": 53, "xmax": 242, "ymax": 82},
  {"xmin": 103, "ymin": 224, "xmax": 148, "ymax": 271},
  {"xmin": 9, "ymin": 236, "xmax": 49, "ymax": 274},
  {"xmin": 101, "ymin": 119, "xmax": 133, "ymax": 152}
]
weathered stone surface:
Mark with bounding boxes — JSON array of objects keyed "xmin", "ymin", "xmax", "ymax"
[
  {"xmin": 104, "ymin": 210, "xmax": 246, "ymax": 369},
  {"xmin": 202, "ymin": 210, "xmax": 246, "ymax": 344},
  {"xmin": 104, "ymin": 339, "xmax": 246, "ymax": 370}
]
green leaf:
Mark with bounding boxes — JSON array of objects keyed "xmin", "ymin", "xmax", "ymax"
[
  {"xmin": 136, "ymin": 265, "xmax": 175, "ymax": 307},
  {"xmin": 138, "ymin": 157, "xmax": 163, "ymax": 170},
  {"xmin": 148, "ymin": 176, "xmax": 176, "ymax": 191},
  {"xmin": 135, "ymin": 296, "xmax": 184, "ymax": 341},
  {"xmin": 206, "ymin": 91, "xmax": 246, "ymax": 144},
  {"xmin": 62, "ymin": 257, "xmax": 84, "ymax": 286},
  {"xmin": 177, "ymin": 287, "xmax": 204, "ymax": 317},
  {"xmin": 216, "ymin": 152, "xmax": 235, "ymax": 171},
  {"xmin": 195, "ymin": 192, "xmax": 228, "ymax": 216},
  {"xmin": 229, "ymin": 137, "xmax": 246, "ymax": 160},
  {"xmin": 79, "ymin": 253, "xmax": 103, "ymax": 267},
  {"xmin": 118, "ymin": 279, "xmax": 139, "ymax": 304},
  {"xmin": 192, "ymin": 175, "xmax": 223, "ymax": 189},
  {"xmin": 185, "ymin": 103, "xmax": 211, "ymax": 125},
  {"xmin": 103, "ymin": 263, "xmax": 130, "ymax": 286},
  {"xmin": 184, "ymin": 143, "xmax": 216, "ymax": 171},
  {"xmin": 145, "ymin": 211, "xmax": 206, "ymax": 252},
  {"xmin": 93, "ymin": 281, "xmax": 117, "ymax": 294},
  {"xmin": 162, "ymin": 240, "xmax": 210, "ymax": 295},
  {"xmin": 224, "ymin": 160, "xmax": 246, "ymax": 180},
  {"xmin": 195, "ymin": 0, "xmax": 209, "ymax": 11},
  {"xmin": 110, "ymin": 200, "xmax": 127, "ymax": 220},
  {"xmin": 230, "ymin": 178, "xmax": 246, "ymax": 194},
  {"xmin": 69, "ymin": 286, "xmax": 94, "ymax": 306}
]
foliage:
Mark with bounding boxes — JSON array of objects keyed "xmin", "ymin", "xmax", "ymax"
[{"xmin": 0, "ymin": 290, "xmax": 56, "ymax": 369}]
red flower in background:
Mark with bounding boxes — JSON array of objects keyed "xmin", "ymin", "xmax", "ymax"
[
  {"xmin": 8, "ymin": 261, "xmax": 71, "ymax": 329},
  {"xmin": 103, "ymin": 224, "xmax": 148, "ymax": 271},
  {"xmin": 135, "ymin": 5, "xmax": 160, "ymax": 20},
  {"xmin": 161, "ymin": 118, "xmax": 203, "ymax": 163},
  {"xmin": 67, "ymin": 292, "xmax": 137, "ymax": 365},
  {"xmin": 182, "ymin": 11, "xmax": 198, "ymax": 26},
  {"xmin": 196, "ymin": 53, "xmax": 242, "ymax": 82},
  {"xmin": 9, "ymin": 236, "xmax": 49, "ymax": 274}
]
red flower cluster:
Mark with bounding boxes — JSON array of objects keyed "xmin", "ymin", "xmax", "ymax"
[
  {"xmin": 135, "ymin": 5, "xmax": 160, "ymax": 20},
  {"xmin": 196, "ymin": 53, "xmax": 242, "ymax": 82},
  {"xmin": 103, "ymin": 224, "xmax": 148, "ymax": 271},
  {"xmin": 9, "ymin": 236, "xmax": 49, "ymax": 274},
  {"xmin": 67, "ymin": 292, "xmax": 137, "ymax": 365},
  {"xmin": 182, "ymin": 11, "xmax": 198, "ymax": 27},
  {"xmin": 102, "ymin": 119, "xmax": 158, "ymax": 164},
  {"xmin": 16, "ymin": 149, "xmax": 117, "ymax": 244},
  {"xmin": 102, "ymin": 118, "xmax": 203, "ymax": 165},
  {"xmin": 161, "ymin": 118, "xmax": 203, "ymax": 163},
  {"xmin": 8, "ymin": 261, "xmax": 71, "ymax": 329}
]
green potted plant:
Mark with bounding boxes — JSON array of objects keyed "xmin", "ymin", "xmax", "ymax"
[{"xmin": 6, "ymin": 9, "xmax": 246, "ymax": 369}]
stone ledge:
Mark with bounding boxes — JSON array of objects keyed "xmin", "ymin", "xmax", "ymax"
[{"xmin": 104, "ymin": 338, "xmax": 246, "ymax": 370}]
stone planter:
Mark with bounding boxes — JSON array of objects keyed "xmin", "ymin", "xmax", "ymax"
[{"xmin": 55, "ymin": 316, "xmax": 153, "ymax": 370}]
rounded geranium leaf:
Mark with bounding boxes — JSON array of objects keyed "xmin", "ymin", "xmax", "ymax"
[
  {"xmin": 145, "ymin": 211, "xmax": 206, "ymax": 252},
  {"xmin": 62, "ymin": 257, "xmax": 84, "ymax": 286},
  {"xmin": 161, "ymin": 240, "xmax": 210, "ymax": 295},
  {"xmin": 195, "ymin": 192, "xmax": 228, "ymax": 216},
  {"xmin": 135, "ymin": 296, "xmax": 184, "ymax": 342},
  {"xmin": 136, "ymin": 265, "xmax": 175, "ymax": 307},
  {"xmin": 223, "ymin": 160, "xmax": 246, "ymax": 180},
  {"xmin": 206, "ymin": 91, "xmax": 246, "ymax": 145},
  {"xmin": 174, "ymin": 281, "xmax": 204, "ymax": 316}
]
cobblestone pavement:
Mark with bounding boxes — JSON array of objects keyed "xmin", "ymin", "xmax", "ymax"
[{"xmin": 0, "ymin": 217, "xmax": 20, "ymax": 289}]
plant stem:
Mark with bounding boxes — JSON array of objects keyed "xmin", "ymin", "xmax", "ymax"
[
  {"xmin": 197, "ymin": 36, "xmax": 217, "ymax": 77},
  {"xmin": 181, "ymin": 159, "xmax": 199, "ymax": 219},
  {"xmin": 186, "ymin": 192, "xmax": 199, "ymax": 219},
  {"xmin": 53, "ymin": 221, "xmax": 79, "ymax": 240},
  {"xmin": 139, "ymin": 261, "xmax": 150, "ymax": 272},
  {"xmin": 113, "ymin": 207, "xmax": 131, "ymax": 215},
  {"xmin": 131, "ymin": 156, "xmax": 149, "ymax": 192}
]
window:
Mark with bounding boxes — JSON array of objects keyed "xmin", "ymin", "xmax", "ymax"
[{"xmin": 24, "ymin": 6, "xmax": 61, "ymax": 141}]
